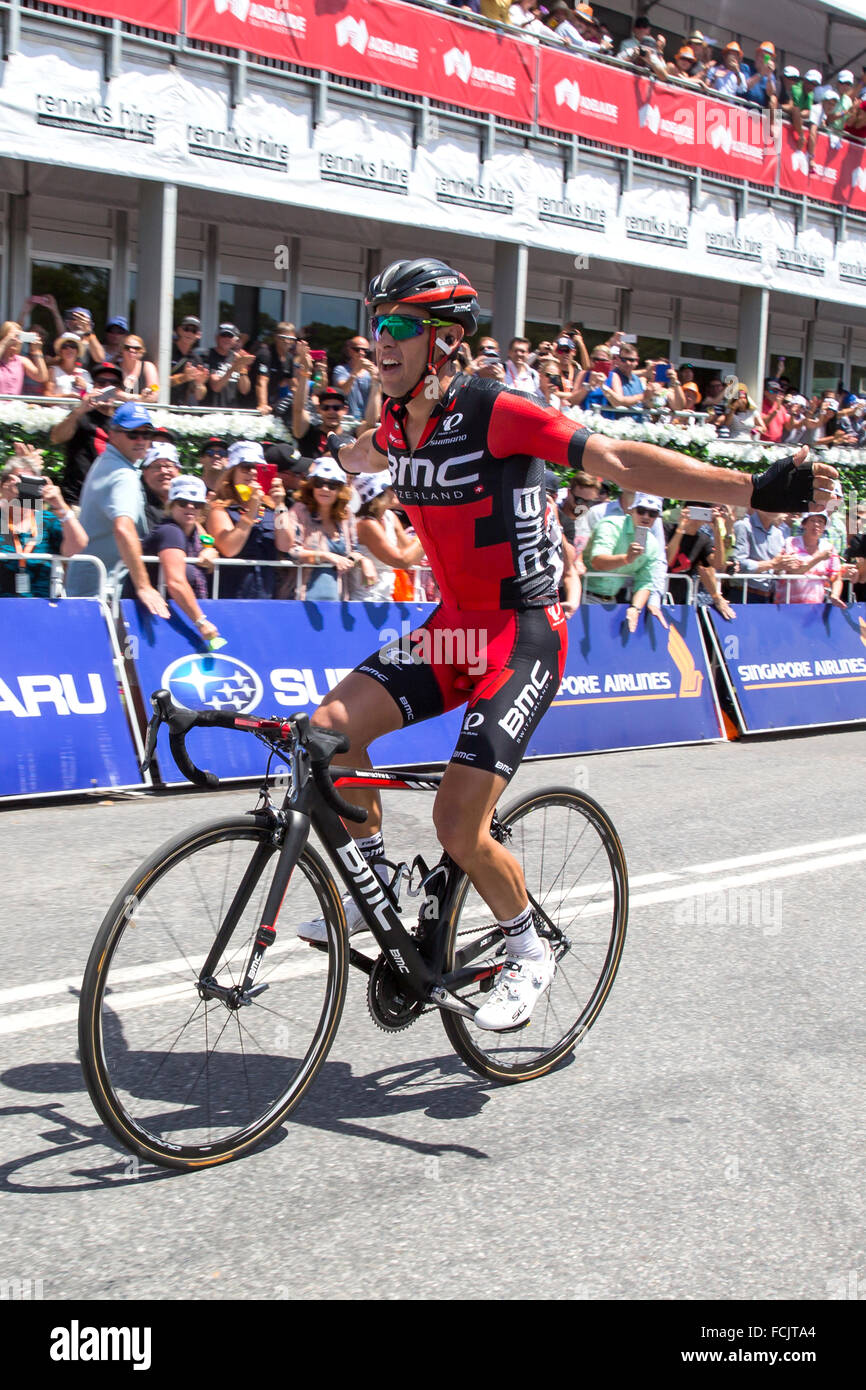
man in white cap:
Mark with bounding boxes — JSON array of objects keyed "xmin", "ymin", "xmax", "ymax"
[
  {"xmin": 140, "ymin": 439, "xmax": 180, "ymax": 531},
  {"xmin": 582, "ymin": 492, "xmax": 665, "ymax": 630}
]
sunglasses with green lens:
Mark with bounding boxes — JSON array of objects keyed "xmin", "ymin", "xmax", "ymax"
[{"xmin": 369, "ymin": 314, "xmax": 451, "ymax": 342}]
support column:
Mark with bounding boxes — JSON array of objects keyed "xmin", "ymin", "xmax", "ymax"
[
  {"xmin": 110, "ymin": 209, "xmax": 131, "ymax": 325},
  {"xmin": 491, "ymin": 241, "xmax": 528, "ymax": 346},
  {"xmin": 286, "ymin": 235, "xmax": 302, "ymax": 329},
  {"xmin": 6, "ymin": 192, "xmax": 31, "ymax": 325},
  {"xmin": 802, "ymin": 307, "xmax": 816, "ymax": 397},
  {"xmin": 737, "ymin": 286, "xmax": 769, "ymax": 404},
  {"xmin": 669, "ymin": 295, "xmax": 682, "ymax": 364},
  {"xmin": 137, "ymin": 181, "xmax": 177, "ymax": 405},
  {"xmin": 200, "ymin": 222, "xmax": 220, "ymax": 355}
]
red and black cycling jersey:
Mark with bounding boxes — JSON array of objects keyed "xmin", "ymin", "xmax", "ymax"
[{"xmin": 372, "ymin": 374, "xmax": 592, "ymax": 610}]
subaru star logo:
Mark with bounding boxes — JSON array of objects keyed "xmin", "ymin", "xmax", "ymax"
[
  {"xmin": 162, "ymin": 653, "xmax": 263, "ymax": 713},
  {"xmin": 554, "ymin": 77, "xmax": 580, "ymax": 111},
  {"xmin": 443, "ymin": 48, "xmax": 473, "ymax": 84},
  {"xmin": 336, "ymin": 16, "xmax": 368, "ymax": 53}
]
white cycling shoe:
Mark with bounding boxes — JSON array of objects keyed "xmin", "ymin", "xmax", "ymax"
[
  {"xmin": 472, "ymin": 942, "xmax": 556, "ymax": 1032},
  {"xmin": 297, "ymin": 895, "xmax": 368, "ymax": 944}
]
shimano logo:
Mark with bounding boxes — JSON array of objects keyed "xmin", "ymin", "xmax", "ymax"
[{"xmin": 498, "ymin": 660, "xmax": 551, "ymax": 740}]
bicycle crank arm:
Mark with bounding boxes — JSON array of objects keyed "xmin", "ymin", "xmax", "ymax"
[{"xmin": 428, "ymin": 985, "xmax": 477, "ymax": 1020}]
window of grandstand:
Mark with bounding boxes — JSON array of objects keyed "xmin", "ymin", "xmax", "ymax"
[
  {"xmin": 174, "ymin": 276, "xmax": 202, "ymax": 326},
  {"xmin": 219, "ymin": 284, "xmax": 285, "ymax": 343},
  {"xmin": 299, "ymin": 292, "xmax": 362, "ymax": 337},
  {"xmin": 30, "ymin": 262, "xmax": 109, "ymax": 338},
  {"xmin": 812, "ymin": 358, "xmax": 843, "ymax": 392}
]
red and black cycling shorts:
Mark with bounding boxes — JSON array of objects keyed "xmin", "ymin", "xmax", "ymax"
[{"xmin": 354, "ymin": 604, "xmax": 568, "ymax": 782}]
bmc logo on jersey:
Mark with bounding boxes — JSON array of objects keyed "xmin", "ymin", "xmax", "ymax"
[{"xmin": 390, "ymin": 451, "xmax": 482, "ymax": 491}]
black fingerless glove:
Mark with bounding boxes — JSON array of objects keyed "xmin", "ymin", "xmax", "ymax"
[{"xmin": 750, "ymin": 456, "xmax": 814, "ymax": 512}]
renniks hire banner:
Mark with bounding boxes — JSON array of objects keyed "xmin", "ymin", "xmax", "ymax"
[{"xmin": 186, "ymin": 0, "xmax": 536, "ymax": 123}]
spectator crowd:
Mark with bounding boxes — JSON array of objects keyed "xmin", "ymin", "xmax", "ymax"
[
  {"xmin": 427, "ymin": 4, "xmax": 866, "ymax": 151},
  {"xmin": 2, "ymin": 303, "xmax": 866, "ymax": 619}
]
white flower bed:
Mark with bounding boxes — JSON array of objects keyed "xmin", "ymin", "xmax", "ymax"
[
  {"xmin": 0, "ymin": 398, "xmax": 290, "ymax": 442},
  {"xmin": 568, "ymin": 407, "xmax": 866, "ymax": 467}
]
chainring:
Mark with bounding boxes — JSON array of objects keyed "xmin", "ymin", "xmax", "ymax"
[{"xmin": 367, "ymin": 955, "xmax": 427, "ymax": 1032}]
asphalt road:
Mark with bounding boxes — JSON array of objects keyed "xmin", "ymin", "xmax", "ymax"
[{"xmin": 1, "ymin": 728, "xmax": 864, "ymax": 1307}]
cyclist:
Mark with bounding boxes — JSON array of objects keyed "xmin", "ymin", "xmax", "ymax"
[{"xmin": 299, "ymin": 258, "xmax": 836, "ymax": 1031}]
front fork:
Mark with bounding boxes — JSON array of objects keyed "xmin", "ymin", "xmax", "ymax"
[{"xmin": 198, "ymin": 808, "xmax": 311, "ymax": 1008}]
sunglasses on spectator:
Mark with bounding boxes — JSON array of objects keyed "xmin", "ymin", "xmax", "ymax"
[
  {"xmin": 204, "ymin": 447, "xmax": 227, "ymax": 458},
  {"xmin": 233, "ymin": 463, "xmax": 257, "ymax": 471},
  {"xmin": 123, "ymin": 343, "xmax": 145, "ymax": 353},
  {"xmin": 634, "ymin": 507, "xmax": 659, "ymax": 519},
  {"xmin": 174, "ymin": 499, "xmax": 205, "ymax": 509},
  {"xmin": 123, "ymin": 430, "xmax": 154, "ymax": 441},
  {"xmin": 370, "ymin": 314, "xmax": 450, "ymax": 341},
  {"xmin": 313, "ymin": 479, "xmax": 342, "ymax": 490},
  {"xmin": 276, "ymin": 334, "xmax": 296, "ymax": 342},
  {"xmin": 318, "ymin": 402, "xmax": 345, "ymax": 411}
]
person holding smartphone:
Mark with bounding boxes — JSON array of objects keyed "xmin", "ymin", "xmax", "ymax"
[
  {"xmin": 0, "ymin": 464, "xmax": 88, "ymax": 596},
  {"xmin": 665, "ymin": 502, "xmax": 735, "ymax": 617},
  {"xmin": 0, "ymin": 321, "xmax": 48, "ymax": 395},
  {"xmin": 582, "ymin": 492, "xmax": 664, "ymax": 630},
  {"xmin": 332, "ymin": 334, "xmax": 378, "ymax": 418},
  {"xmin": 61, "ymin": 307, "xmax": 105, "ymax": 370}
]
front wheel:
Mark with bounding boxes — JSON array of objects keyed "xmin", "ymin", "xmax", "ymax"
[
  {"xmin": 78, "ymin": 815, "xmax": 348, "ymax": 1170},
  {"xmin": 441, "ymin": 788, "xmax": 627, "ymax": 1082}
]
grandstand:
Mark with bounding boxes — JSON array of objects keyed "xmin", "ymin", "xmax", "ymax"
[{"xmin": 1, "ymin": 0, "xmax": 866, "ymax": 401}]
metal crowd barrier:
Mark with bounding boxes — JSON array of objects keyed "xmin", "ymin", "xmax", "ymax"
[{"xmin": 106, "ymin": 554, "xmax": 434, "ymax": 615}]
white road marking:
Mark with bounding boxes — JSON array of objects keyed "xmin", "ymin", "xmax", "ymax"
[{"xmin": 6, "ymin": 831, "xmax": 866, "ymax": 1037}]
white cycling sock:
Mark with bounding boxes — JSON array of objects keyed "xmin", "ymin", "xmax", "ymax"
[
  {"xmin": 498, "ymin": 903, "xmax": 545, "ymax": 962},
  {"xmin": 356, "ymin": 831, "xmax": 390, "ymax": 885}
]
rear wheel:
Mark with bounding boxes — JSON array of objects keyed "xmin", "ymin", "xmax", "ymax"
[
  {"xmin": 78, "ymin": 816, "xmax": 348, "ymax": 1170},
  {"xmin": 441, "ymin": 788, "xmax": 627, "ymax": 1082}
]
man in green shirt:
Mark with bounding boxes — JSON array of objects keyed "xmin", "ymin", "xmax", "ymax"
[
  {"xmin": 783, "ymin": 67, "xmax": 820, "ymax": 149},
  {"xmin": 583, "ymin": 492, "xmax": 664, "ymax": 630}
]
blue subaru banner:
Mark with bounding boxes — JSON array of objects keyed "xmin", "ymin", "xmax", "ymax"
[
  {"xmin": 121, "ymin": 600, "xmax": 463, "ymax": 782},
  {"xmin": 121, "ymin": 598, "xmax": 721, "ymax": 784},
  {"xmin": 0, "ymin": 599, "xmax": 142, "ymax": 797},
  {"xmin": 706, "ymin": 601, "xmax": 866, "ymax": 733},
  {"xmin": 542, "ymin": 602, "xmax": 722, "ymax": 754}
]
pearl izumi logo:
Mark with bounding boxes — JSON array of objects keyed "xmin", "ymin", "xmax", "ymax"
[
  {"xmin": 554, "ymin": 77, "xmax": 617, "ymax": 121},
  {"xmin": 215, "ymin": 0, "xmax": 307, "ymax": 37},
  {"xmin": 435, "ymin": 177, "xmax": 514, "ymax": 215},
  {"xmin": 50, "ymin": 1322, "xmax": 151, "ymax": 1371},
  {"xmin": 443, "ymin": 47, "xmax": 516, "ymax": 94},
  {"xmin": 336, "ymin": 15, "xmax": 418, "ymax": 66},
  {"xmin": 35, "ymin": 94, "xmax": 155, "ymax": 142},
  {"xmin": 319, "ymin": 152, "xmax": 408, "ymax": 194}
]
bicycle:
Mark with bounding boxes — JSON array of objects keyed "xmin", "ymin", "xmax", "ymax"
[{"xmin": 78, "ymin": 689, "xmax": 628, "ymax": 1171}]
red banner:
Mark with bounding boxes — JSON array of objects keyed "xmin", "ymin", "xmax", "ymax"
[
  {"xmin": 186, "ymin": 0, "xmax": 536, "ymax": 123},
  {"xmin": 538, "ymin": 48, "xmax": 778, "ymax": 188},
  {"xmin": 776, "ymin": 125, "xmax": 866, "ymax": 211},
  {"xmin": 76, "ymin": 0, "xmax": 181, "ymax": 31}
]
